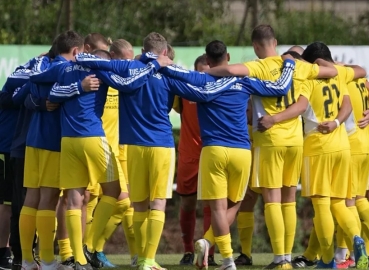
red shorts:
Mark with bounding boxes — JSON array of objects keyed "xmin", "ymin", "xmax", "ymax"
[{"xmin": 176, "ymin": 154, "xmax": 199, "ymax": 196}]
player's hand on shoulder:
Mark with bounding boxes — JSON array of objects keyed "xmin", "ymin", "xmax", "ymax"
[
  {"xmin": 46, "ymin": 99, "xmax": 60, "ymax": 111},
  {"xmin": 157, "ymin": 55, "xmax": 173, "ymax": 67},
  {"xmin": 358, "ymin": 110, "xmax": 369, "ymax": 129},
  {"xmin": 318, "ymin": 121, "xmax": 337, "ymax": 134},
  {"xmin": 257, "ymin": 115, "xmax": 275, "ymax": 132},
  {"xmin": 82, "ymin": 74, "xmax": 100, "ymax": 92}
]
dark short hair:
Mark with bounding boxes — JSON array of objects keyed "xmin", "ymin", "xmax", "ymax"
[
  {"xmin": 251, "ymin": 24, "xmax": 275, "ymax": 44},
  {"xmin": 84, "ymin": 33, "xmax": 112, "ymax": 50},
  {"xmin": 205, "ymin": 40, "xmax": 227, "ymax": 63},
  {"xmin": 194, "ymin": 54, "xmax": 207, "ymax": 70},
  {"xmin": 283, "ymin": 51, "xmax": 303, "ymax": 60},
  {"xmin": 56, "ymin": 30, "xmax": 84, "ymax": 54},
  {"xmin": 91, "ymin": 49, "xmax": 112, "ymax": 60},
  {"xmin": 48, "ymin": 38, "xmax": 59, "ymax": 59},
  {"xmin": 302, "ymin": 41, "xmax": 334, "ymax": 63}
]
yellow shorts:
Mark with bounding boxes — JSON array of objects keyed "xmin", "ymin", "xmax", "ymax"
[
  {"xmin": 60, "ymin": 137, "xmax": 119, "ymax": 190},
  {"xmin": 116, "ymin": 155, "xmax": 128, "ymax": 193},
  {"xmin": 127, "ymin": 145, "xmax": 175, "ymax": 202},
  {"xmin": 119, "ymin": 144, "xmax": 128, "ymax": 184},
  {"xmin": 86, "ymin": 183, "xmax": 101, "ymax": 196},
  {"xmin": 198, "ymin": 146, "xmax": 251, "ymax": 203},
  {"xmin": 24, "ymin": 147, "xmax": 60, "ymax": 188},
  {"xmin": 301, "ymin": 150, "xmax": 350, "ymax": 198},
  {"xmin": 248, "ymin": 147, "xmax": 261, "ymax": 194},
  {"xmin": 251, "ymin": 146, "xmax": 302, "ymax": 189},
  {"xmin": 348, "ymin": 153, "xmax": 369, "ymax": 197}
]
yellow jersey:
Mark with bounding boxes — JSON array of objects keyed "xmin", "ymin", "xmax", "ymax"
[
  {"xmin": 101, "ymin": 87, "xmax": 119, "ymax": 157},
  {"xmin": 346, "ymin": 78, "xmax": 369, "ymax": 154},
  {"xmin": 300, "ymin": 76, "xmax": 350, "ymax": 156},
  {"xmin": 245, "ymin": 56, "xmax": 320, "ymax": 147}
]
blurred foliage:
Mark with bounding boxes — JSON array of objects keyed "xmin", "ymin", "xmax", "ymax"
[{"xmin": 0, "ymin": 0, "xmax": 369, "ymax": 46}]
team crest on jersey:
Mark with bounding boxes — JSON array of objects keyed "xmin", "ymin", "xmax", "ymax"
[{"xmin": 153, "ymin": 73, "xmax": 162, "ymax": 79}]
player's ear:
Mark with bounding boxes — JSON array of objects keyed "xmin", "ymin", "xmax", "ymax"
[
  {"xmin": 163, "ymin": 49, "xmax": 168, "ymax": 56},
  {"xmin": 274, "ymin": 39, "xmax": 278, "ymax": 47},
  {"xmin": 84, "ymin": 44, "xmax": 91, "ymax": 53},
  {"xmin": 71, "ymin": 47, "xmax": 80, "ymax": 56},
  {"xmin": 227, "ymin": 53, "xmax": 230, "ymax": 62}
]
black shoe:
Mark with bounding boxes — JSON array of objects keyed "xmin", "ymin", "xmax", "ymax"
[
  {"xmin": 0, "ymin": 255, "xmax": 12, "ymax": 270},
  {"xmin": 292, "ymin": 255, "xmax": 317, "ymax": 268},
  {"xmin": 91, "ymin": 253, "xmax": 103, "ymax": 269},
  {"xmin": 74, "ymin": 262, "xmax": 93, "ymax": 270},
  {"xmin": 208, "ymin": 255, "xmax": 218, "ymax": 266},
  {"xmin": 61, "ymin": 257, "xmax": 75, "ymax": 269},
  {"xmin": 179, "ymin": 253, "xmax": 194, "ymax": 265},
  {"xmin": 264, "ymin": 260, "xmax": 292, "ymax": 269},
  {"xmin": 234, "ymin": 253, "xmax": 253, "ymax": 266},
  {"xmin": 10, "ymin": 264, "xmax": 21, "ymax": 270},
  {"xmin": 83, "ymin": 245, "xmax": 93, "ymax": 263}
]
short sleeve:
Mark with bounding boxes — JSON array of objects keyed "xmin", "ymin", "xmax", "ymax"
[
  {"xmin": 296, "ymin": 60, "xmax": 320, "ymax": 80},
  {"xmin": 300, "ymin": 80, "xmax": 313, "ymax": 100},
  {"xmin": 244, "ymin": 60, "xmax": 264, "ymax": 78},
  {"xmin": 344, "ymin": 67, "xmax": 355, "ymax": 83}
]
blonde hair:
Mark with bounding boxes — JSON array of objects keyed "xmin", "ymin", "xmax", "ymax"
[
  {"xmin": 167, "ymin": 44, "xmax": 175, "ymax": 60},
  {"xmin": 84, "ymin": 33, "xmax": 112, "ymax": 50},
  {"xmin": 110, "ymin": 39, "xmax": 133, "ymax": 54},
  {"xmin": 143, "ymin": 32, "xmax": 167, "ymax": 54}
]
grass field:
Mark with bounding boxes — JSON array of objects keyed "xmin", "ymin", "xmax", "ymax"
[{"xmin": 106, "ymin": 253, "xmax": 283, "ymax": 269}]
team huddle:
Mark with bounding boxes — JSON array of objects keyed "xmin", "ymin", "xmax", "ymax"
[{"xmin": 0, "ymin": 24, "xmax": 368, "ymax": 270}]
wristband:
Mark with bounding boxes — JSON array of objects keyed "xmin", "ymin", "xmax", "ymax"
[{"xmin": 334, "ymin": 119, "xmax": 340, "ymax": 127}]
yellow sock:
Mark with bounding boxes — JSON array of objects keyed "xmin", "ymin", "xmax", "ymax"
[
  {"xmin": 58, "ymin": 238, "xmax": 73, "ymax": 262},
  {"xmin": 214, "ymin": 233, "xmax": 233, "ymax": 259},
  {"xmin": 36, "ymin": 210, "xmax": 56, "ymax": 263},
  {"xmin": 123, "ymin": 207, "xmax": 136, "ymax": 257},
  {"xmin": 362, "ymin": 224, "xmax": 369, "ymax": 254},
  {"xmin": 66, "ymin": 210, "xmax": 87, "ymax": 265},
  {"xmin": 312, "ymin": 197, "xmax": 334, "ymax": 264},
  {"xmin": 356, "ymin": 199, "xmax": 369, "ymax": 232},
  {"xmin": 144, "ymin": 210, "xmax": 165, "ymax": 260},
  {"xmin": 84, "ymin": 196, "xmax": 98, "ymax": 248},
  {"xmin": 95, "ymin": 198, "xmax": 130, "ymax": 252},
  {"xmin": 282, "ymin": 202, "xmax": 296, "ymax": 256},
  {"xmin": 91, "ymin": 196, "xmax": 117, "ymax": 252},
  {"xmin": 133, "ymin": 211, "xmax": 148, "ymax": 258},
  {"xmin": 303, "ymin": 226, "xmax": 320, "ymax": 261},
  {"xmin": 204, "ymin": 226, "xmax": 215, "ymax": 246},
  {"xmin": 348, "ymin": 206, "xmax": 362, "ymax": 232},
  {"xmin": 237, "ymin": 212, "xmax": 254, "ymax": 257},
  {"xmin": 264, "ymin": 203, "xmax": 284, "ymax": 256},
  {"xmin": 20, "ymin": 206, "xmax": 37, "ymax": 262},
  {"xmin": 336, "ymin": 226, "xmax": 347, "ymax": 248},
  {"xmin": 331, "ymin": 199, "xmax": 360, "ymax": 247}
]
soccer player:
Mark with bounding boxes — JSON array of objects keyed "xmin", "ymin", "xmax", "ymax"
[
  {"xmin": 33, "ymin": 43, "xmax": 172, "ymax": 270},
  {"xmin": 173, "ymin": 54, "xmax": 217, "ymax": 266},
  {"xmin": 161, "ymin": 40, "xmax": 296, "ymax": 270},
  {"xmin": 260, "ymin": 42, "xmax": 368, "ymax": 269},
  {"xmin": 204, "ymin": 25, "xmax": 337, "ymax": 269},
  {"xmin": 90, "ymin": 39, "xmax": 138, "ymax": 268},
  {"xmin": 0, "ymin": 59, "xmax": 39, "ymax": 270}
]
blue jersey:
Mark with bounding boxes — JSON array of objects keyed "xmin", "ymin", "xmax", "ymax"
[
  {"xmin": 45, "ymin": 59, "xmax": 160, "ymax": 137},
  {"xmin": 25, "ymin": 55, "xmax": 64, "ymax": 151},
  {"xmin": 0, "ymin": 59, "xmax": 36, "ymax": 153},
  {"xmin": 161, "ymin": 59, "xmax": 295, "ymax": 148},
  {"xmin": 76, "ymin": 53, "xmax": 232, "ymax": 147},
  {"xmin": 76, "ymin": 53, "xmax": 180, "ymax": 147}
]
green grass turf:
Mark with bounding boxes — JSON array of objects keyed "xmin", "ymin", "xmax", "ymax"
[{"xmin": 106, "ymin": 253, "xmax": 284, "ymax": 269}]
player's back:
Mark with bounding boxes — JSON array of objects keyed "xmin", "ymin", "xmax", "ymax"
[
  {"xmin": 197, "ymin": 81, "xmax": 251, "ymax": 149},
  {"xmin": 52, "ymin": 62, "xmax": 108, "ymax": 137},
  {"xmin": 346, "ymin": 78, "xmax": 369, "ymax": 154},
  {"xmin": 245, "ymin": 56, "xmax": 319, "ymax": 147},
  {"xmin": 301, "ymin": 77, "xmax": 350, "ymax": 155},
  {"xmin": 27, "ymin": 56, "xmax": 62, "ymax": 151},
  {"xmin": 119, "ymin": 61, "xmax": 175, "ymax": 147}
]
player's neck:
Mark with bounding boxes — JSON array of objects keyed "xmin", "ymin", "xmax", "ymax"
[
  {"xmin": 259, "ymin": 48, "xmax": 278, "ymax": 59},
  {"xmin": 209, "ymin": 60, "xmax": 228, "ymax": 68},
  {"xmin": 60, "ymin": 53, "xmax": 75, "ymax": 61}
]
